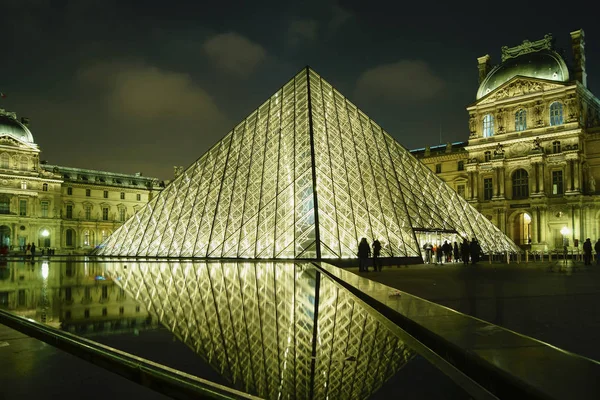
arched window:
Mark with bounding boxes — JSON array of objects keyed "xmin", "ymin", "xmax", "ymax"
[
  {"xmin": 515, "ymin": 109, "xmax": 527, "ymax": 131},
  {"xmin": 512, "ymin": 169, "xmax": 529, "ymax": 199},
  {"xmin": 484, "ymin": 151, "xmax": 492, "ymax": 162},
  {"xmin": 83, "ymin": 230, "xmax": 91, "ymax": 246},
  {"xmin": 552, "ymin": 141, "xmax": 561, "ymax": 153},
  {"xmin": 0, "ymin": 196, "xmax": 9, "ymax": 214},
  {"xmin": 483, "ymin": 114, "xmax": 494, "ymax": 137},
  {"xmin": 0, "ymin": 153, "xmax": 9, "ymax": 169},
  {"xmin": 20, "ymin": 157, "xmax": 28, "ymax": 171},
  {"xmin": 66, "ymin": 229, "xmax": 75, "ymax": 247},
  {"xmin": 42, "ymin": 183, "xmax": 48, "ymax": 192},
  {"xmin": 550, "ymin": 102, "xmax": 563, "ymax": 126}
]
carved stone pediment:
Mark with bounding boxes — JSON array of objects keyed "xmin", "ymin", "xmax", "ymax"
[{"xmin": 478, "ymin": 78, "xmax": 565, "ymax": 104}]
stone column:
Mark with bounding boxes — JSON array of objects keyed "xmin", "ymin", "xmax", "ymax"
[
  {"xmin": 566, "ymin": 161, "xmax": 572, "ymax": 192},
  {"xmin": 532, "ymin": 208, "xmax": 539, "ymax": 243},
  {"xmin": 538, "ymin": 163, "xmax": 545, "ymax": 194},
  {"xmin": 574, "ymin": 161, "xmax": 581, "ymax": 191},
  {"xmin": 533, "ymin": 163, "xmax": 539, "ymax": 193},
  {"xmin": 499, "ymin": 167, "xmax": 505, "ymax": 197},
  {"xmin": 539, "ymin": 208, "xmax": 547, "ymax": 243},
  {"xmin": 469, "ymin": 171, "xmax": 474, "ymax": 200}
]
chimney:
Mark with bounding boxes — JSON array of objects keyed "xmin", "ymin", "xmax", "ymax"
[
  {"xmin": 477, "ymin": 55, "xmax": 492, "ymax": 84},
  {"xmin": 570, "ymin": 29, "xmax": 587, "ymax": 87}
]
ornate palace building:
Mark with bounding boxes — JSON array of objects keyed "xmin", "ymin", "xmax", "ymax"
[
  {"xmin": 0, "ymin": 108, "xmax": 162, "ymax": 253},
  {"xmin": 413, "ymin": 29, "xmax": 600, "ymax": 251}
]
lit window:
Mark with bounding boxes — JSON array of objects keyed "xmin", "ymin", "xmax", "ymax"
[
  {"xmin": 0, "ymin": 196, "xmax": 9, "ymax": 214},
  {"xmin": 102, "ymin": 207, "xmax": 109, "ymax": 221},
  {"xmin": 102, "ymin": 230, "xmax": 109, "ymax": 242},
  {"xmin": 42, "ymin": 183, "xmax": 48, "ymax": 191},
  {"xmin": 552, "ymin": 141, "xmax": 561, "ymax": 153},
  {"xmin": 119, "ymin": 208, "xmax": 126, "ymax": 222},
  {"xmin": 103, "ymin": 190, "xmax": 108, "ymax": 199},
  {"xmin": 515, "ymin": 109, "xmax": 527, "ymax": 131},
  {"xmin": 484, "ymin": 151, "xmax": 491, "ymax": 162},
  {"xmin": 136, "ymin": 194, "xmax": 141, "ymax": 201},
  {"xmin": 21, "ymin": 182, "xmax": 27, "ymax": 190},
  {"xmin": 483, "ymin": 114, "xmax": 494, "ymax": 137},
  {"xmin": 67, "ymin": 187, "xmax": 73, "ymax": 195},
  {"xmin": 435, "ymin": 164, "xmax": 441, "ymax": 174},
  {"xmin": 120, "ymin": 192, "xmax": 125, "ymax": 200},
  {"xmin": 66, "ymin": 204, "xmax": 73, "ymax": 219},
  {"xmin": 83, "ymin": 230, "xmax": 90, "ymax": 246},
  {"xmin": 483, "ymin": 178, "xmax": 493, "ymax": 200},
  {"xmin": 19, "ymin": 200, "xmax": 27, "ymax": 216},
  {"xmin": 457, "ymin": 161, "xmax": 464, "ymax": 171},
  {"xmin": 85, "ymin": 205, "xmax": 91, "ymax": 220},
  {"xmin": 512, "ymin": 169, "xmax": 529, "ymax": 199},
  {"xmin": 86, "ymin": 189, "xmax": 91, "ymax": 197},
  {"xmin": 41, "ymin": 201, "xmax": 49, "ymax": 217},
  {"xmin": 457, "ymin": 185, "xmax": 465, "ymax": 197},
  {"xmin": 550, "ymin": 102, "xmax": 563, "ymax": 126},
  {"xmin": 552, "ymin": 170, "xmax": 564, "ymax": 195}
]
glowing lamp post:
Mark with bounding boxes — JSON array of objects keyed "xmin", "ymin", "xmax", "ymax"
[
  {"xmin": 560, "ymin": 226, "xmax": 570, "ymax": 247},
  {"xmin": 41, "ymin": 229, "xmax": 50, "ymax": 238}
]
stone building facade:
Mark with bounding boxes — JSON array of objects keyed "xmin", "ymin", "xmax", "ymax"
[
  {"xmin": 0, "ymin": 108, "xmax": 162, "ymax": 253},
  {"xmin": 413, "ymin": 30, "xmax": 600, "ymax": 252}
]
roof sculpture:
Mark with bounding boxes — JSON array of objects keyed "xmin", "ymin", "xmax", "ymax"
[
  {"xmin": 96, "ymin": 67, "xmax": 519, "ymax": 259},
  {"xmin": 0, "ymin": 109, "xmax": 35, "ymax": 144}
]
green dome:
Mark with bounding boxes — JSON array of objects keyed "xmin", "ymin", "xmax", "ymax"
[
  {"xmin": 0, "ymin": 113, "xmax": 35, "ymax": 143},
  {"xmin": 477, "ymin": 49, "xmax": 569, "ymax": 99}
]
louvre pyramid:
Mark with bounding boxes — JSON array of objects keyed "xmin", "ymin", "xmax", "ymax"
[
  {"xmin": 96, "ymin": 67, "xmax": 519, "ymax": 259},
  {"xmin": 107, "ymin": 261, "xmax": 414, "ymax": 399}
]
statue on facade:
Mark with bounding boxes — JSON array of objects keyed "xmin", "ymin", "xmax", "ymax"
[
  {"xmin": 532, "ymin": 137, "xmax": 542, "ymax": 151},
  {"xmin": 468, "ymin": 114, "xmax": 476, "ymax": 134},
  {"xmin": 533, "ymin": 101, "xmax": 545, "ymax": 126},
  {"xmin": 494, "ymin": 143, "xmax": 505, "ymax": 156},
  {"xmin": 590, "ymin": 175, "xmax": 596, "ymax": 193}
]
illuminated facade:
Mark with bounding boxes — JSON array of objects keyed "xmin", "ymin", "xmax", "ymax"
[
  {"xmin": 414, "ymin": 30, "xmax": 600, "ymax": 251},
  {"xmin": 97, "ymin": 68, "xmax": 518, "ymax": 259},
  {"xmin": 0, "ymin": 108, "xmax": 162, "ymax": 252},
  {"xmin": 106, "ymin": 260, "xmax": 414, "ymax": 399}
]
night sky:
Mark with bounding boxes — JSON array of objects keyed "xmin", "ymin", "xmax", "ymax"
[{"xmin": 2, "ymin": 1, "xmax": 599, "ymax": 181}]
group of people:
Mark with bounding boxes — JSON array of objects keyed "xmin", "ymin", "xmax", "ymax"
[
  {"xmin": 582, "ymin": 238, "xmax": 600, "ymax": 266},
  {"xmin": 423, "ymin": 238, "xmax": 481, "ymax": 265},
  {"xmin": 24, "ymin": 243, "xmax": 36, "ymax": 260},
  {"xmin": 357, "ymin": 237, "xmax": 382, "ymax": 272}
]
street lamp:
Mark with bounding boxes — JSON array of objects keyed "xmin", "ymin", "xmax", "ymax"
[{"xmin": 560, "ymin": 226, "xmax": 570, "ymax": 247}]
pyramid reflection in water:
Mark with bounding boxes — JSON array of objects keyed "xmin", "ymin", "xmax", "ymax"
[
  {"xmin": 107, "ymin": 261, "xmax": 414, "ymax": 399},
  {"xmin": 96, "ymin": 67, "xmax": 518, "ymax": 259}
]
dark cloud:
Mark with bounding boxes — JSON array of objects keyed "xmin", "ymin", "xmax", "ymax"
[
  {"xmin": 355, "ymin": 60, "xmax": 446, "ymax": 104},
  {"xmin": 203, "ymin": 33, "xmax": 267, "ymax": 77},
  {"xmin": 288, "ymin": 19, "xmax": 319, "ymax": 45}
]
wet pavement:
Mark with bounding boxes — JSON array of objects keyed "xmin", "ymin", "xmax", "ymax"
[{"xmin": 360, "ymin": 260, "xmax": 600, "ymax": 361}]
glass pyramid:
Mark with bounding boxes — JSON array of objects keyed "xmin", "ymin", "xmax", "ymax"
[
  {"xmin": 106, "ymin": 261, "xmax": 415, "ymax": 399},
  {"xmin": 96, "ymin": 67, "xmax": 519, "ymax": 259}
]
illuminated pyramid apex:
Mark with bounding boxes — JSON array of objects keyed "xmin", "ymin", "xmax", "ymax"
[{"xmin": 96, "ymin": 67, "xmax": 519, "ymax": 259}]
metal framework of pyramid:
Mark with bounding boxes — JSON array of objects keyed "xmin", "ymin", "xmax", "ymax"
[
  {"xmin": 107, "ymin": 261, "xmax": 414, "ymax": 399},
  {"xmin": 96, "ymin": 67, "xmax": 519, "ymax": 259}
]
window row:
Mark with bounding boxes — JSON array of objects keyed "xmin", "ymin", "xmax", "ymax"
[
  {"xmin": 64, "ymin": 305, "xmax": 141, "ymax": 320},
  {"xmin": 66, "ymin": 187, "xmax": 141, "ymax": 201},
  {"xmin": 0, "ymin": 197, "xmax": 52, "ymax": 217},
  {"xmin": 65, "ymin": 228, "xmax": 112, "ymax": 247},
  {"xmin": 482, "ymin": 102, "xmax": 565, "ymax": 138},
  {"xmin": 481, "ymin": 168, "xmax": 564, "ymax": 200},
  {"xmin": 0, "ymin": 153, "xmax": 34, "ymax": 171},
  {"xmin": 65, "ymin": 204, "xmax": 129, "ymax": 221},
  {"xmin": 434, "ymin": 161, "xmax": 465, "ymax": 174}
]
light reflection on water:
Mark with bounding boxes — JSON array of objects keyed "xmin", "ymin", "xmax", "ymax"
[{"xmin": 1, "ymin": 258, "xmax": 467, "ymax": 399}]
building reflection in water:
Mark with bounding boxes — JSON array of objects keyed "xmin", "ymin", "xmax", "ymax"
[
  {"xmin": 105, "ymin": 261, "xmax": 415, "ymax": 399},
  {"xmin": 0, "ymin": 259, "xmax": 155, "ymax": 335}
]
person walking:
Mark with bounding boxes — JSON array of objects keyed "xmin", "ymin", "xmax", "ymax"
[
  {"xmin": 461, "ymin": 238, "xmax": 470, "ymax": 265},
  {"xmin": 372, "ymin": 239, "xmax": 382, "ymax": 271},
  {"xmin": 423, "ymin": 241, "xmax": 433, "ymax": 264},
  {"xmin": 453, "ymin": 242, "xmax": 460, "ymax": 263},
  {"xmin": 595, "ymin": 239, "xmax": 600, "ymax": 266},
  {"xmin": 469, "ymin": 238, "xmax": 480, "ymax": 265},
  {"xmin": 583, "ymin": 238, "xmax": 592, "ymax": 266},
  {"xmin": 435, "ymin": 243, "xmax": 443, "ymax": 265},
  {"xmin": 358, "ymin": 238, "xmax": 371, "ymax": 272},
  {"xmin": 442, "ymin": 240, "xmax": 452, "ymax": 263}
]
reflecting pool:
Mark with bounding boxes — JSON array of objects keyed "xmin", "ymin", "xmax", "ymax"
[{"xmin": 0, "ymin": 258, "xmax": 471, "ymax": 399}]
